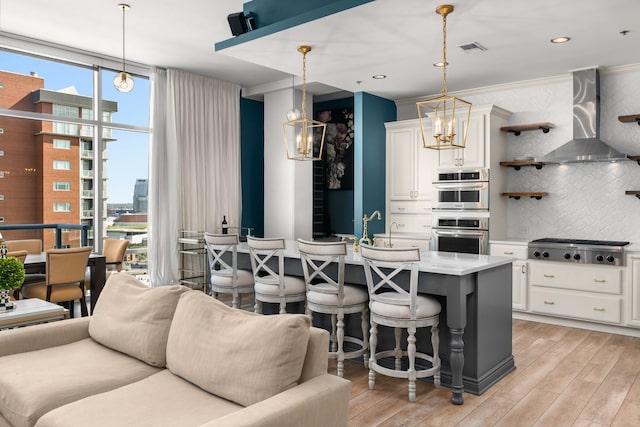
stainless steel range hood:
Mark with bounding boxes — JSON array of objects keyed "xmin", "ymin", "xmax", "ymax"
[{"xmin": 537, "ymin": 68, "xmax": 627, "ymax": 164}]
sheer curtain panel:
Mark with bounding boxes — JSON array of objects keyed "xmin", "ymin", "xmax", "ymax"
[{"xmin": 148, "ymin": 67, "xmax": 241, "ymax": 286}]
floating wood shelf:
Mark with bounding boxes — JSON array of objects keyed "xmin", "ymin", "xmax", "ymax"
[
  {"xmin": 626, "ymin": 191, "xmax": 640, "ymax": 200},
  {"xmin": 502, "ymin": 192, "xmax": 548, "ymax": 200},
  {"xmin": 499, "ymin": 160, "xmax": 545, "ymax": 170},
  {"xmin": 628, "ymin": 155, "xmax": 640, "ymax": 165},
  {"xmin": 618, "ymin": 114, "xmax": 640, "ymax": 125},
  {"xmin": 500, "ymin": 122, "xmax": 555, "ymax": 136}
]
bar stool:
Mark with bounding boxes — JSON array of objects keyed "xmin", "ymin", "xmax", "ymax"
[
  {"xmin": 246, "ymin": 236, "xmax": 305, "ymax": 314},
  {"xmin": 204, "ymin": 232, "xmax": 254, "ymax": 309},
  {"xmin": 298, "ymin": 239, "xmax": 368, "ymax": 378},
  {"xmin": 360, "ymin": 244, "xmax": 441, "ymax": 403}
]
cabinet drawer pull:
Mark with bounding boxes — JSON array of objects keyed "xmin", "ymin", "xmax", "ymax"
[
  {"xmin": 593, "ymin": 279, "xmax": 606, "ymax": 283},
  {"xmin": 593, "ymin": 307, "xmax": 606, "ymax": 312},
  {"xmin": 543, "ymin": 274, "xmax": 555, "ymax": 278},
  {"xmin": 503, "ymin": 251, "xmax": 514, "ymax": 255},
  {"xmin": 544, "ymin": 300, "xmax": 555, "ymax": 305},
  {"xmin": 398, "ymin": 207, "xmax": 406, "ymax": 211},
  {"xmin": 521, "ymin": 265, "xmax": 526, "ymax": 274}
]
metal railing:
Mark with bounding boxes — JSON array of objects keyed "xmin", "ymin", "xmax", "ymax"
[{"xmin": 0, "ymin": 223, "xmax": 90, "ymax": 247}]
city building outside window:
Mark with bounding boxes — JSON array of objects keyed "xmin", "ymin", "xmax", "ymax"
[
  {"xmin": 53, "ymin": 160, "xmax": 71, "ymax": 170},
  {"xmin": 53, "ymin": 202, "xmax": 71, "ymax": 212},
  {"xmin": 53, "ymin": 182, "xmax": 71, "ymax": 191},
  {"xmin": 53, "ymin": 139, "xmax": 71, "ymax": 149}
]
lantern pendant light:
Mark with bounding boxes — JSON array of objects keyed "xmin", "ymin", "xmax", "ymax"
[
  {"xmin": 113, "ymin": 3, "xmax": 135, "ymax": 93},
  {"xmin": 416, "ymin": 4, "xmax": 471, "ymax": 150},
  {"xmin": 282, "ymin": 46, "xmax": 326, "ymax": 161}
]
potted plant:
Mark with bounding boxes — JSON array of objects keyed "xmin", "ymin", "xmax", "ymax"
[{"xmin": 0, "ymin": 256, "xmax": 25, "ymax": 309}]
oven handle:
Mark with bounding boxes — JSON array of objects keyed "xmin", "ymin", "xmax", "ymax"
[
  {"xmin": 432, "ymin": 230, "xmax": 487, "ymax": 237},
  {"xmin": 433, "ymin": 182, "xmax": 488, "ymax": 190}
]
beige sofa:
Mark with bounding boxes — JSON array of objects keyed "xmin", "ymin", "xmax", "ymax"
[{"xmin": 0, "ymin": 273, "xmax": 350, "ymax": 427}]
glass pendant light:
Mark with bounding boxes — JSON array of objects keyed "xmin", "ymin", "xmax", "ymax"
[{"xmin": 114, "ymin": 3, "xmax": 135, "ymax": 93}]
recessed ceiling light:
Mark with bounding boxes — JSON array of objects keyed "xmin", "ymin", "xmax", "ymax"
[
  {"xmin": 551, "ymin": 36, "xmax": 571, "ymax": 43},
  {"xmin": 372, "ymin": 74, "xmax": 386, "ymax": 79},
  {"xmin": 433, "ymin": 62, "xmax": 449, "ymax": 67}
]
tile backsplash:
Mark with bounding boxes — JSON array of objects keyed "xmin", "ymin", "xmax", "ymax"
[{"xmin": 397, "ymin": 66, "xmax": 640, "ymax": 243}]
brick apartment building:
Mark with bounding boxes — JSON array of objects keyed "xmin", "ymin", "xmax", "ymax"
[{"xmin": 0, "ymin": 70, "xmax": 117, "ymax": 249}]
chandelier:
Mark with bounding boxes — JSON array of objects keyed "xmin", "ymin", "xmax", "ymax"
[
  {"xmin": 416, "ymin": 4, "xmax": 471, "ymax": 150},
  {"xmin": 282, "ymin": 46, "xmax": 326, "ymax": 161},
  {"xmin": 113, "ymin": 3, "xmax": 134, "ymax": 93}
]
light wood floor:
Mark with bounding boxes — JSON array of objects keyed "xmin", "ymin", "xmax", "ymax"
[{"xmin": 338, "ymin": 319, "xmax": 640, "ymax": 427}]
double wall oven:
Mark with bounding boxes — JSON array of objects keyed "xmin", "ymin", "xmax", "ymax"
[{"xmin": 430, "ymin": 168, "xmax": 490, "ymax": 255}]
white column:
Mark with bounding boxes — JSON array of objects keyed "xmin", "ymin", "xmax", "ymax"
[{"xmin": 263, "ymin": 87, "xmax": 313, "ymax": 240}]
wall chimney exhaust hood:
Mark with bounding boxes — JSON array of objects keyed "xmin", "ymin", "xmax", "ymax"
[{"xmin": 536, "ymin": 68, "xmax": 628, "ymax": 164}]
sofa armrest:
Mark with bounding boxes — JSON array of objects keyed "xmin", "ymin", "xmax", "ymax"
[
  {"xmin": 201, "ymin": 374, "xmax": 351, "ymax": 427},
  {"xmin": 0, "ymin": 317, "xmax": 90, "ymax": 357}
]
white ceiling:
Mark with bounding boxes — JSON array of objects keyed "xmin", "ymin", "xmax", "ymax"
[{"xmin": 1, "ymin": 0, "xmax": 639, "ymax": 101}]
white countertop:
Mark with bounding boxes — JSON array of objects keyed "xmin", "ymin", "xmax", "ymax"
[{"xmin": 238, "ymin": 241, "xmax": 515, "ymax": 276}]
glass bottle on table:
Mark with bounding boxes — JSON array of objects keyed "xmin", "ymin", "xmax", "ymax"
[{"xmin": 221, "ymin": 216, "xmax": 228, "ymax": 234}]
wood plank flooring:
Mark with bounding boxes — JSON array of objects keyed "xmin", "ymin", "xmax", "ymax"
[{"xmin": 338, "ymin": 319, "xmax": 640, "ymax": 427}]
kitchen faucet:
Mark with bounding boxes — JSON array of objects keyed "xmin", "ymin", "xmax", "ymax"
[
  {"xmin": 386, "ymin": 222, "xmax": 399, "ymax": 248},
  {"xmin": 359, "ymin": 210, "xmax": 381, "ymax": 247}
]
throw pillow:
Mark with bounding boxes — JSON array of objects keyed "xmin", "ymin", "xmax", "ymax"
[
  {"xmin": 166, "ymin": 292, "xmax": 310, "ymax": 406},
  {"xmin": 89, "ymin": 273, "xmax": 189, "ymax": 367}
]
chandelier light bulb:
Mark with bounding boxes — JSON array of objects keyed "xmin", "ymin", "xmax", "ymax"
[{"xmin": 286, "ymin": 108, "xmax": 301, "ymax": 121}]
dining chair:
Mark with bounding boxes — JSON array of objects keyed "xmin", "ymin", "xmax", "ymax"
[
  {"xmin": 246, "ymin": 236, "xmax": 305, "ymax": 314},
  {"xmin": 297, "ymin": 239, "xmax": 369, "ymax": 377},
  {"xmin": 85, "ymin": 239, "xmax": 129, "ymax": 291},
  {"xmin": 360, "ymin": 244, "xmax": 441, "ymax": 403},
  {"xmin": 204, "ymin": 232, "xmax": 254, "ymax": 309},
  {"xmin": 21, "ymin": 246, "xmax": 93, "ymax": 317},
  {"xmin": 5, "ymin": 239, "xmax": 47, "ymax": 289}
]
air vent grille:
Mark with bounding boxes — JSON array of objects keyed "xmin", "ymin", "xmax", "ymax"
[{"xmin": 458, "ymin": 42, "xmax": 487, "ymax": 53}]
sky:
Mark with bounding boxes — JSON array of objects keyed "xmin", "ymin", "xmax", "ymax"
[{"xmin": 0, "ymin": 50, "xmax": 150, "ymax": 204}]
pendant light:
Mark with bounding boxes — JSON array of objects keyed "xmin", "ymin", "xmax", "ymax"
[
  {"xmin": 282, "ymin": 46, "xmax": 326, "ymax": 161},
  {"xmin": 416, "ymin": 4, "xmax": 471, "ymax": 150},
  {"xmin": 113, "ymin": 3, "xmax": 134, "ymax": 93},
  {"xmin": 285, "ymin": 74, "xmax": 301, "ymax": 121}
]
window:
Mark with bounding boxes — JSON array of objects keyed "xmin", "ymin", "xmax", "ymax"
[
  {"xmin": 53, "ymin": 202, "xmax": 71, "ymax": 212},
  {"xmin": 54, "ymin": 182, "xmax": 71, "ymax": 191},
  {"xmin": 53, "ymin": 139, "xmax": 71, "ymax": 149},
  {"xmin": 53, "ymin": 160, "xmax": 71, "ymax": 170},
  {"xmin": 53, "ymin": 105, "xmax": 79, "ymax": 135}
]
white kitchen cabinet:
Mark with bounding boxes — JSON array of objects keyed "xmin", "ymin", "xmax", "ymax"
[
  {"xmin": 528, "ymin": 260, "xmax": 624, "ymax": 325},
  {"xmin": 385, "ymin": 119, "xmax": 438, "ymax": 237},
  {"xmin": 490, "ymin": 241, "xmax": 528, "ymax": 311},
  {"xmin": 625, "ymin": 251, "xmax": 640, "ymax": 327},
  {"xmin": 435, "ymin": 105, "xmax": 510, "ymax": 171}
]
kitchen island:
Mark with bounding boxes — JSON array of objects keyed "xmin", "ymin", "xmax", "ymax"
[{"xmin": 235, "ymin": 242, "xmax": 516, "ymax": 405}]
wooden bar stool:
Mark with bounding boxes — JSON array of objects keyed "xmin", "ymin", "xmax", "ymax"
[
  {"xmin": 360, "ymin": 244, "xmax": 441, "ymax": 403},
  {"xmin": 246, "ymin": 236, "xmax": 305, "ymax": 314},
  {"xmin": 298, "ymin": 239, "xmax": 369, "ymax": 377}
]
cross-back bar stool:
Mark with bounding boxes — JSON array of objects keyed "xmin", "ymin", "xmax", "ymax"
[
  {"xmin": 298, "ymin": 239, "xmax": 369, "ymax": 378},
  {"xmin": 204, "ymin": 232, "xmax": 254, "ymax": 309},
  {"xmin": 246, "ymin": 236, "xmax": 305, "ymax": 314},
  {"xmin": 360, "ymin": 244, "xmax": 441, "ymax": 403}
]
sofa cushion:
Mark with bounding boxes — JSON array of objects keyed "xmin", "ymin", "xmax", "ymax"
[
  {"xmin": 166, "ymin": 291, "xmax": 311, "ymax": 407},
  {"xmin": 0, "ymin": 338, "xmax": 160, "ymax": 427},
  {"xmin": 34, "ymin": 370, "xmax": 242, "ymax": 427},
  {"xmin": 89, "ymin": 273, "xmax": 189, "ymax": 367}
]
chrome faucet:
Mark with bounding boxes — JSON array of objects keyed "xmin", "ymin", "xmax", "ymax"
[
  {"xmin": 359, "ymin": 210, "xmax": 381, "ymax": 247},
  {"xmin": 386, "ymin": 222, "xmax": 399, "ymax": 248}
]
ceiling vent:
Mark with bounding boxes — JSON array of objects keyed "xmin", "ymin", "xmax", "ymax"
[{"xmin": 458, "ymin": 42, "xmax": 487, "ymax": 53}]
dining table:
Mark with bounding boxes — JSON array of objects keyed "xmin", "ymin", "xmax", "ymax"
[{"xmin": 24, "ymin": 252, "xmax": 107, "ymax": 313}]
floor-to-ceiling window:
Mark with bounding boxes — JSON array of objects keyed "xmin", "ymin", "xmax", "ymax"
[{"xmin": 0, "ymin": 46, "xmax": 150, "ymax": 276}]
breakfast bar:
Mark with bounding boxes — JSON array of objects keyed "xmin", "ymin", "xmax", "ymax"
[{"xmin": 236, "ymin": 241, "xmax": 516, "ymax": 405}]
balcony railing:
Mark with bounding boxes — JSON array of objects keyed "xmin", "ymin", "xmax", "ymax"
[
  {"xmin": 81, "ymin": 170, "xmax": 93, "ymax": 178},
  {"xmin": 82, "ymin": 190, "xmax": 94, "ymax": 198},
  {"xmin": 81, "ymin": 149, "xmax": 93, "ymax": 158},
  {"xmin": 0, "ymin": 223, "xmax": 89, "ymax": 247},
  {"xmin": 82, "ymin": 210, "xmax": 94, "ymax": 219}
]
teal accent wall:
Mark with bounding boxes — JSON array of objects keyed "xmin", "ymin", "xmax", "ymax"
[
  {"xmin": 354, "ymin": 92, "xmax": 396, "ymax": 238},
  {"xmin": 314, "ymin": 97, "xmax": 354, "ymax": 235},
  {"xmin": 240, "ymin": 97, "xmax": 264, "ymax": 237}
]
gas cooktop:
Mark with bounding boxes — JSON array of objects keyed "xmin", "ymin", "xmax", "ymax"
[{"xmin": 528, "ymin": 238, "xmax": 629, "ymax": 266}]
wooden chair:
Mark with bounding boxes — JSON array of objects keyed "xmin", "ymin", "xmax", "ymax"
[
  {"xmin": 298, "ymin": 239, "xmax": 369, "ymax": 377},
  {"xmin": 246, "ymin": 236, "xmax": 305, "ymax": 314},
  {"xmin": 360, "ymin": 244, "xmax": 441, "ymax": 403},
  {"xmin": 204, "ymin": 232, "xmax": 254, "ymax": 309},
  {"xmin": 22, "ymin": 246, "xmax": 92, "ymax": 318},
  {"xmin": 5, "ymin": 239, "xmax": 46, "ymax": 289}
]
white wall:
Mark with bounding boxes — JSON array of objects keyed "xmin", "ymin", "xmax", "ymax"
[
  {"xmin": 397, "ymin": 65, "xmax": 640, "ymax": 243},
  {"xmin": 263, "ymin": 88, "xmax": 313, "ymax": 240}
]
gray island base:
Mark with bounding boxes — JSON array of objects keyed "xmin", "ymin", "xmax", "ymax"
[{"xmin": 235, "ymin": 243, "xmax": 516, "ymax": 405}]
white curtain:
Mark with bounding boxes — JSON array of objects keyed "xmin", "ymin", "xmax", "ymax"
[{"xmin": 148, "ymin": 67, "xmax": 242, "ymax": 286}]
